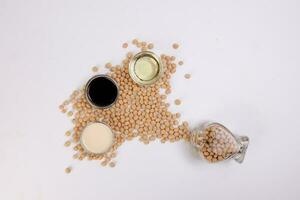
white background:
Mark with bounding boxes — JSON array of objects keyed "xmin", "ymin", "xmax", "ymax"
[{"xmin": 0, "ymin": 0, "xmax": 300, "ymax": 200}]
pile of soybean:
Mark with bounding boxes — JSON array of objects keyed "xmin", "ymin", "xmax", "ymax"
[{"xmin": 59, "ymin": 39, "xmax": 192, "ymax": 172}]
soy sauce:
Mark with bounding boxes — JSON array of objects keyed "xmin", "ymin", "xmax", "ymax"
[{"xmin": 86, "ymin": 75, "xmax": 119, "ymax": 108}]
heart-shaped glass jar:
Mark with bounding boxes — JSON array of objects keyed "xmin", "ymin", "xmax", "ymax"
[{"xmin": 191, "ymin": 122, "xmax": 249, "ymax": 163}]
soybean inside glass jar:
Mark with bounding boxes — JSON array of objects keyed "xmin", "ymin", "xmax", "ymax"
[{"xmin": 190, "ymin": 122, "xmax": 249, "ymax": 163}]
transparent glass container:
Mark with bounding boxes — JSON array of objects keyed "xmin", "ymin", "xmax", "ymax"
[{"xmin": 190, "ymin": 122, "xmax": 249, "ymax": 163}]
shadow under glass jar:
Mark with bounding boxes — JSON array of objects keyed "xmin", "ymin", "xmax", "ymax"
[{"xmin": 85, "ymin": 75, "xmax": 119, "ymax": 109}]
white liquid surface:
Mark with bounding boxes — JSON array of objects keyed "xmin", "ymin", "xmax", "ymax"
[
  {"xmin": 80, "ymin": 123, "xmax": 114, "ymax": 154},
  {"xmin": 134, "ymin": 56, "xmax": 158, "ymax": 81}
]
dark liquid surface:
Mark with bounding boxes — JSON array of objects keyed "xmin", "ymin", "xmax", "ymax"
[{"xmin": 87, "ymin": 76, "xmax": 118, "ymax": 108}]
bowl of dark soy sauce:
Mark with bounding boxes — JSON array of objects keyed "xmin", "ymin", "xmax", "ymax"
[{"xmin": 85, "ymin": 75, "xmax": 119, "ymax": 109}]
